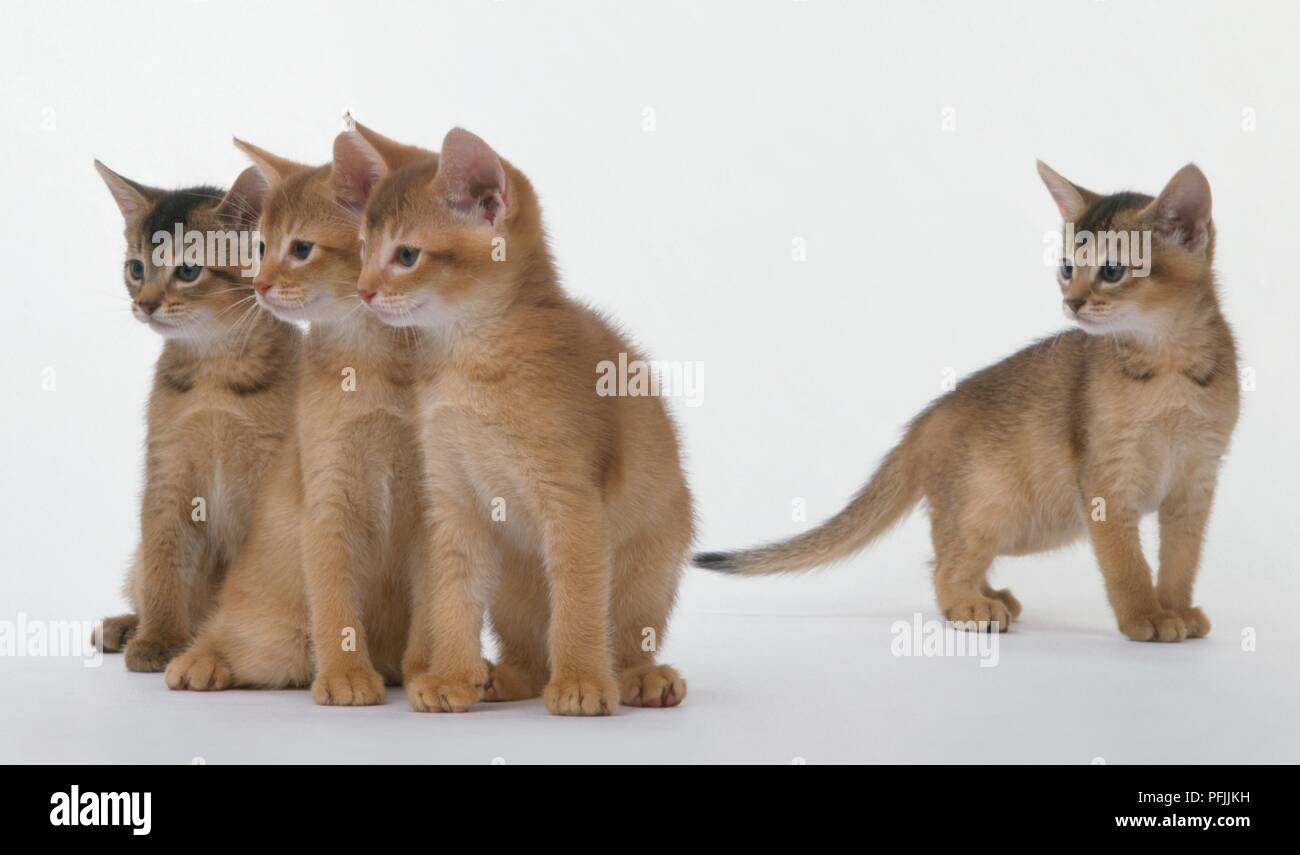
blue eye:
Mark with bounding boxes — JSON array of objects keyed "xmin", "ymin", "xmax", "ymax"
[
  {"xmin": 176, "ymin": 264, "xmax": 202, "ymax": 283},
  {"xmin": 291, "ymin": 240, "xmax": 314, "ymax": 261},
  {"xmin": 1059, "ymin": 260, "xmax": 1072, "ymax": 281},
  {"xmin": 395, "ymin": 246, "xmax": 420, "ymax": 268},
  {"xmin": 1100, "ymin": 264, "xmax": 1126, "ymax": 283},
  {"xmin": 126, "ymin": 259, "xmax": 144, "ymax": 281}
]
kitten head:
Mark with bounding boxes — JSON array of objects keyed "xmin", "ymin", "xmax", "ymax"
[
  {"xmin": 1038, "ymin": 161, "xmax": 1214, "ymax": 341},
  {"xmin": 237, "ymin": 124, "xmax": 432, "ymax": 326},
  {"xmin": 351, "ymin": 127, "xmax": 540, "ymax": 330},
  {"xmin": 96, "ymin": 161, "xmax": 266, "ymax": 341}
]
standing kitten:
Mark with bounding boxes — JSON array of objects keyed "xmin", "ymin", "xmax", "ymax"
[
  {"xmin": 354, "ymin": 128, "xmax": 694, "ymax": 714},
  {"xmin": 696, "ymin": 163, "xmax": 1239, "ymax": 642},
  {"xmin": 93, "ymin": 162, "xmax": 299, "ymax": 670},
  {"xmin": 166, "ymin": 129, "xmax": 431, "ymax": 703}
]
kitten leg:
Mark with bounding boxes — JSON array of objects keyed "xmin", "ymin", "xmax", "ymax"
[
  {"xmin": 483, "ymin": 546, "xmax": 549, "ymax": 702},
  {"xmin": 125, "ymin": 475, "xmax": 199, "ymax": 671},
  {"xmin": 1085, "ymin": 502, "xmax": 1186, "ymax": 642},
  {"xmin": 930, "ymin": 510, "xmax": 1009, "ymax": 632},
  {"xmin": 1154, "ymin": 473, "xmax": 1217, "ymax": 639},
  {"xmin": 934, "ymin": 547, "xmax": 1010, "ymax": 632},
  {"xmin": 405, "ymin": 493, "xmax": 495, "ymax": 713},
  {"xmin": 300, "ymin": 471, "xmax": 386, "ymax": 706},
  {"xmin": 538, "ymin": 495, "xmax": 619, "ymax": 716},
  {"xmin": 611, "ymin": 532, "xmax": 688, "ymax": 708}
]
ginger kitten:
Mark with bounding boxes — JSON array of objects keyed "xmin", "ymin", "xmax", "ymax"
[
  {"xmin": 697, "ymin": 163, "xmax": 1239, "ymax": 643},
  {"xmin": 354, "ymin": 127, "xmax": 694, "ymax": 715},
  {"xmin": 165, "ymin": 129, "xmax": 431, "ymax": 703},
  {"xmin": 93, "ymin": 162, "xmax": 299, "ymax": 671}
]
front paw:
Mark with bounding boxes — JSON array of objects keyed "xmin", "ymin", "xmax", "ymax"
[
  {"xmin": 544, "ymin": 672, "xmax": 619, "ymax": 716},
  {"xmin": 164, "ymin": 649, "xmax": 232, "ymax": 691},
  {"xmin": 1169, "ymin": 606, "xmax": 1211, "ymax": 638},
  {"xmin": 1119, "ymin": 609, "xmax": 1188, "ymax": 642},
  {"xmin": 619, "ymin": 663, "xmax": 686, "ymax": 708},
  {"xmin": 406, "ymin": 665, "xmax": 488, "ymax": 713},
  {"xmin": 312, "ymin": 664, "xmax": 386, "ymax": 706},
  {"xmin": 483, "ymin": 659, "xmax": 544, "ymax": 702},
  {"xmin": 124, "ymin": 635, "xmax": 185, "ymax": 672}
]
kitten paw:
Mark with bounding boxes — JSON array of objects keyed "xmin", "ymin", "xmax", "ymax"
[
  {"xmin": 164, "ymin": 650, "xmax": 232, "ymax": 691},
  {"xmin": 124, "ymin": 635, "xmax": 185, "ymax": 672},
  {"xmin": 1171, "ymin": 606, "xmax": 1211, "ymax": 638},
  {"xmin": 619, "ymin": 663, "xmax": 686, "ymax": 708},
  {"xmin": 544, "ymin": 672, "xmax": 619, "ymax": 716},
  {"xmin": 945, "ymin": 596, "xmax": 1013, "ymax": 633},
  {"xmin": 983, "ymin": 587, "xmax": 1023, "ymax": 619},
  {"xmin": 406, "ymin": 666, "xmax": 488, "ymax": 713},
  {"xmin": 311, "ymin": 664, "xmax": 386, "ymax": 706},
  {"xmin": 92, "ymin": 613, "xmax": 138, "ymax": 652},
  {"xmin": 1120, "ymin": 610, "xmax": 1187, "ymax": 642},
  {"xmin": 482, "ymin": 660, "xmax": 543, "ymax": 702}
]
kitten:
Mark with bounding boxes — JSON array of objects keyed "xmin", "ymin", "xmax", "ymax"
[
  {"xmin": 93, "ymin": 162, "xmax": 299, "ymax": 671},
  {"xmin": 164, "ymin": 128, "xmax": 430, "ymax": 703},
  {"xmin": 696, "ymin": 163, "xmax": 1239, "ymax": 642},
  {"xmin": 353, "ymin": 128, "xmax": 694, "ymax": 714}
]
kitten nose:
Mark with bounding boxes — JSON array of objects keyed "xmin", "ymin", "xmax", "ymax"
[
  {"xmin": 137, "ymin": 299, "xmax": 161, "ymax": 316},
  {"xmin": 253, "ymin": 277, "xmax": 273, "ymax": 296},
  {"xmin": 358, "ymin": 287, "xmax": 377, "ymax": 304},
  {"xmin": 1065, "ymin": 297, "xmax": 1086, "ymax": 314}
]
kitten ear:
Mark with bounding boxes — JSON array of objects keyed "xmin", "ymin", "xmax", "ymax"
[
  {"xmin": 434, "ymin": 128, "xmax": 507, "ymax": 227},
  {"xmin": 1150, "ymin": 163, "xmax": 1212, "ymax": 252},
  {"xmin": 347, "ymin": 117, "xmax": 431, "ymax": 170},
  {"xmin": 94, "ymin": 160, "xmax": 159, "ymax": 219},
  {"xmin": 216, "ymin": 166, "xmax": 269, "ymax": 228},
  {"xmin": 232, "ymin": 138, "xmax": 306, "ymax": 186},
  {"xmin": 1036, "ymin": 161, "xmax": 1097, "ymax": 223},
  {"xmin": 332, "ymin": 128, "xmax": 388, "ymax": 213}
]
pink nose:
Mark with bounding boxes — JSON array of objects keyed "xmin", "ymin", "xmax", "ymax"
[
  {"xmin": 254, "ymin": 277, "xmax": 273, "ymax": 296},
  {"xmin": 358, "ymin": 288, "xmax": 377, "ymax": 304}
]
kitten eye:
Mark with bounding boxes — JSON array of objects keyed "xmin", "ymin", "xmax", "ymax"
[
  {"xmin": 1059, "ymin": 259, "xmax": 1073, "ymax": 281},
  {"xmin": 395, "ymin": 246, "xmax": 420, "ymax": 268},
  {"xmin": 175, "ymin": 264, "xmax": 203, "ymax": 283},
  {"xmin": 1100, "ymin": 263, "xmax": 1126, "ymax": 284},
  {"xmin": 126, "ymin": 259, "xmax": 144, "ymax": 281},
  {"xmin": 258, "ymin": 241, "xmax": 266, "ymax": 259},
  {"xmin": 290, "ymin": 240, "xmax": 314, "ymax": 261}
]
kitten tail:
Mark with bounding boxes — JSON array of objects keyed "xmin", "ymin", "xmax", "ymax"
[{"xmin": 694, "ymin": 433, "xmax": 921, "ymax": 575}]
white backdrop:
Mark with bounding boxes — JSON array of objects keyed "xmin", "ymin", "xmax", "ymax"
[{"xmin": 2, "ymin": 1, "xmax": 1297, "ymax": 763}]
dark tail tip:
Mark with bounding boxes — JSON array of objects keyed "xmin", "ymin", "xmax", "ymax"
[{"xmin": 693, "ymin": 551, "xmax": 740, "ymax": 573}]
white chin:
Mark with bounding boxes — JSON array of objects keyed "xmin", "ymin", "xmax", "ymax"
[
  {"xmin": 257, "ymin": 293, "xmax": 316, "ymax": 323},
  {"xmin": 1074, "ymin": 317, "xmax": 1111, "ymax": 335},
  {"xmin": 366, "ymin": 301, "xmax": 427, "ymax": 327}
]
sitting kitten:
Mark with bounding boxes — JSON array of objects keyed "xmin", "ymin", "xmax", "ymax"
[
  {"xmin": 93, "ymin": 162, "xmax": 299, "ymax": 671},
  {"xmin": 697, "ymin": 163, "xmax": 1239, "ymax": 642},
  {"xmin": 354, "ymin": 128, "xmax": 695, "ymax": 714},
  {"xmin": 165, "ymin": 127, "xmax": 430, "ymax": 703}
]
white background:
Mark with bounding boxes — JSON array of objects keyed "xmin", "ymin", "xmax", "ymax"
[{"xmin": 2, "ymin": 0, "xmax": 1297, "ymax": 763}]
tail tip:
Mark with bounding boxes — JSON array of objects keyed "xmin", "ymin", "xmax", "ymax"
[{"xmin": 693, "ymin": 551, "xmax": 740, "ymax": 573}]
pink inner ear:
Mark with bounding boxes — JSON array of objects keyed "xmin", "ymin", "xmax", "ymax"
[
  {"xmin": 1157, "ymin": 166, "xmax": 1212, "ymax": 247},
  {"xmin": 332, "ymin": 132, "xmax": 386, "ymax": 212},
  {"xmin": 437, "ymin": 128, "xmax": 507, "ymax": 225}
]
